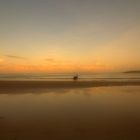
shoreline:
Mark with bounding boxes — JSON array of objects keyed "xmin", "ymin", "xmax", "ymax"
[{"xmin": 0, "ymin": 80, "xmax": 140, "ymax": 89}]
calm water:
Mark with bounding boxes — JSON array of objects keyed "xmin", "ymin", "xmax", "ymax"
[
  {"xmin": 0, "ymin": 86, "xmax": 140, "ymax": 140},
  {"xmin": 0, "ymin": 72, "xmax": 140, "ymax": 81}
]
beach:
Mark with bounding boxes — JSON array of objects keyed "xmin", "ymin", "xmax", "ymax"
[
  {"xmin": 1, "ymin": 0, "xmax": 140, "ymax": 139},
  {"xmin": 0, "ymin": 85, "xmax": 140, "ymax": 140},
  {"xmin": 0, "ymin": 77, "xmax": 140, "ymax": 140},
  {"xmin": 0, "ymin": 80, "xmax": 140, "ymax": 90}
]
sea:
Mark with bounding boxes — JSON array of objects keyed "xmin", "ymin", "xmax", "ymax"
[{"xmin": 0, "ymin": 72, "xmax": 140, "ymax": 81}]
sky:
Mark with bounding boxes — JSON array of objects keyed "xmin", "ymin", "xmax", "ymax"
[{"xmin": 0, "ymin": 0, "xmax": 140, "ymax": 73}]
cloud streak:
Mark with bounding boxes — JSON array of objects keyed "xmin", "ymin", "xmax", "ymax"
[
  {"xmin": 4, "ymin": 55, "xmax": 27, "ymax": 60},
  {"xmin": 45, "ymin": 58, "xmax": 55, "ymax": 62}
]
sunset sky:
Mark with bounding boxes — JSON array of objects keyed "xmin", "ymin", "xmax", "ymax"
[{"xmin": 0, "ymin": 0, "xmax": 140, "ymax": 73}]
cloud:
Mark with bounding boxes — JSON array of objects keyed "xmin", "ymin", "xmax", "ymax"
[
  {"xmin": 44, "ymin": 58, "xmax": 73, "ymax": 66},
  {"xmin": 4, "ymin": 55, "xmax": 27, "ymax": 60},
  {"xmin": 45, "ymin": 58, "xmax": 55, "ymax": 62}
]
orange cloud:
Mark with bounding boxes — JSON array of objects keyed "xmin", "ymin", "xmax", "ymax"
[
  {"xmin": 4, "ymin": 55, "xmax": 27, "ymax": 60},
  {"xmin": 45, "ymin": 58, "xmax": 55, "ymax": 62}
]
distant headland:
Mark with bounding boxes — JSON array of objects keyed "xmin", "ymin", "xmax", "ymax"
[{"xmin": 124, "ymin": 71, "xmax": 140, "ymax": 73}]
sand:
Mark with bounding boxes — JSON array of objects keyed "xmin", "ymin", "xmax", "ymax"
[
  {"xmin": 0, "ymin": 83, "xmax": 140, "ymax": 140},
  {"xmin": 0, "ymin": 80, "xmax": 140, "ymax": 89}
]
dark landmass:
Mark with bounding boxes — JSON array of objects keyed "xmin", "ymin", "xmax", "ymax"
[{"xmin": 124, "ymin": 70, "xmax": 140, "ymax": 73}]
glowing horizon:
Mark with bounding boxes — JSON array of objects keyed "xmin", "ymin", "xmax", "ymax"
[{"xmin": 0, "ymin": 0, "xmax": 140, "ymax": 73}]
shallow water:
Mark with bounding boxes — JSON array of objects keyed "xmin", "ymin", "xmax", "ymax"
[
  {"xmin": 0, "ymin": 72, "xmax": 140, "ymax": 81},
  {"xmin": 0, "ymin": 86, "xmax": 140, "ymax": 140}
]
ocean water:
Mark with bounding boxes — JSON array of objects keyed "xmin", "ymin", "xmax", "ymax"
[
  {"xmin": 0, "ymin": 72, "xmax": 140, "ymax": 81},
  {"xmin": 0, "ymin": 86, "xmax": 140, "ymax": 140}
]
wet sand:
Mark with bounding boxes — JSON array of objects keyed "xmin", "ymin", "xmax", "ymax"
[
  {"xmin": 1, "ymin": 118, "xmax": 140, "ymax": 140},
  {"xmin": 0, "ymin": 83, "xmax": 140, "ymax": 140},
  {"xmin": 0, "ymin": 80, "xmax": 140, "ymax": 90}
]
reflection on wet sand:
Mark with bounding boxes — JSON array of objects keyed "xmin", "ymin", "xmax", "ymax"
[{"xmin": 0, "ymin": 86, "xmax": 140, "ymax": 140}]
